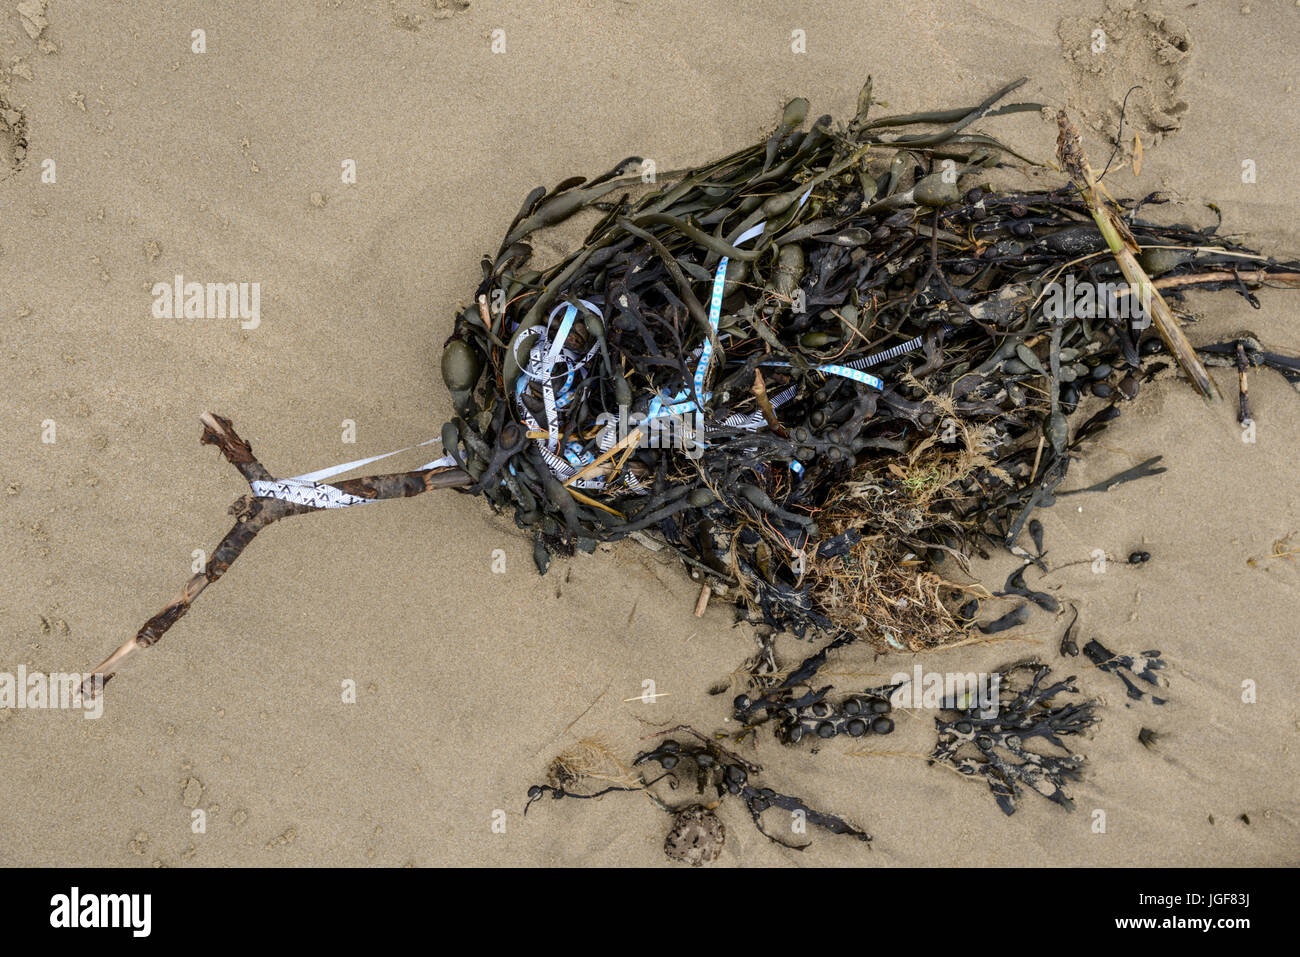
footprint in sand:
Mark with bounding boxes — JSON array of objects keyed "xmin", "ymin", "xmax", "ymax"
[{"xmin": 1058, "ymin": 0, "xmax": 1192, "ymax": 152}]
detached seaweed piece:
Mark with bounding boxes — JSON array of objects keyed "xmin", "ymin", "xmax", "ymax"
[
  {"xmin": 980, "ymin": 602, "xmax": 1031, "ymax": 634},
  {"xmin": 777, "ymin": 683, "xmax": 899, "ymax": 743},
  {"xmin": 524, "ymin": 731, "xmax": 867, "ymax": 858},
  {"xmin": 524, "ymin": 781, "xmax": 649, "ymax": 811},
  {"xmin": 1082, "ymin": 638, "xmax": 1168, "ymax": 705},
  {"xmin": 524, "ymin": 737, "xmax": 663, "ymax": 814},
  {"xmin": 1199, "ymin": 334, "xmax": 1300, "ymax": 414},
  {"xmin": 1059, "ymin": 603, "xmax": 1081, "ymax": 657},
  {"xmin": 634, "ymin": 739, "xmax": 871, "ymax": 851},
  {"xmin": 732, "ymin": 629, "xmax": 857, "ymax": 726},
  {"xmin": 931, "ymin": 661, "xmax": 1099, "ymax": 815}
]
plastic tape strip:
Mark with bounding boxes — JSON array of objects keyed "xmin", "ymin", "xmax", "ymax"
[{"xmin": 250, "ymin": 451, "xmax": 458, "ymax": 509}]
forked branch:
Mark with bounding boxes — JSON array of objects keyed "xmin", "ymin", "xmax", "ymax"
[{"xmin": 80, "ymin": 413, "xmax": 470, "ymax": 697}]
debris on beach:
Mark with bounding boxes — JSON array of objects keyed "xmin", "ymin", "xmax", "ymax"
[
  {"xmin": 86, "ymin": 75, "xmax": 1300, "ymax": 695},
  {"xmin": 78, "ymin": 74, "xmax": 1300, "ymax": 860},
  {"xmin": 631, "ymin": 735, "xmax": 872, "ymax": 852},
  {"xmin": 773, "ymin": 682, "xmax": 898, "ymax": 744},
  {"xmin": 432, "ymin": 74, "xmax": 1300, "ymax": 672},
  {"xmin": 931, "ymin": 661, "xmax": 1099, "ymax": 814},
  {"xmin": 1083, "ymin": 638, "xmax": 1168, "ymax": 705},
  {"xmin": 526, "ymin": 728, "xmax": 870, "ymax": 861},
  {"xmin": 664, "ymin": 805, "xmax": 726, "ymax": 867}
]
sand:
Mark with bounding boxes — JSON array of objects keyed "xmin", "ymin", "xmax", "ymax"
[{"xmin": 1, "ymin": 0, "xmax": 1298, "ymax": 867}]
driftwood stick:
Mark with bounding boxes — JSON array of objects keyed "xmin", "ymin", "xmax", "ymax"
[
  {"xmin": 1236, "ymin": 341, "xmax": 1253, "ymax": 426},
  {"xmin": 80, "ymin": 413, "xmax": 471, "ymax": 697},
  {"xmin": 1056, "ymin": 111, "xmax": 1220, "ymax": 400},
  {"xmin": 1153, "ymin": 270, "xmax": 1300, "ymax": 292}
]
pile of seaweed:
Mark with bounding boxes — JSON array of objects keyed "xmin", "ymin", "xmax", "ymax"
[
  {"xmin": 77, "ymin": 76, "xmax": 1297, "ymax": 860},
  {"xmin": 422, "ymin": 74, "xmax": 1300, "ymax": 860},
  {"xmin": 440, "ymin": 75, "xmax": 1300, "ymax": 657}
]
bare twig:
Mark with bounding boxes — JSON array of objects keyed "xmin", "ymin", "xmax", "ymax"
[
  {"xmin": 694, "ymin": 584, "xmax": 712, "ymax": 617},
  {"xmin": 80, "ymin": 413, "xmax": 470, "ymax": 697},
  {"xmin": 1236, "ymin": 341, "xmax": 1252, "ymax": 426},
  {"xmin": 1056, "ymin": 111, "xmax": 1219, "ymax": 400},
  {"xmin": 1153, "ymin": 269, "xmax": 1300, "ymax": 292}
]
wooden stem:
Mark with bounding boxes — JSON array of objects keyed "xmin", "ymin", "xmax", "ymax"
[
  {"xmin": 1055, "ymin": 111, "xmax": 1220, "ymax": 400},
  {"xmin": 1153, "ymin": 270, "xmax": 1300, "ymax": 292},
  {"xmin": 80, "ymin": 414, "xmax": 470, "ymax": 698}
]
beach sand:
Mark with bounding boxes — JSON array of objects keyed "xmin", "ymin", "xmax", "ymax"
[{"xmin": 1, "ymin": 0, "xmax": 1298, "ymax": 866}]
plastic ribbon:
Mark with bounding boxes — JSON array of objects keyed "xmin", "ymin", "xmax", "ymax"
[{"xmin": 249, "ymin": 440, "xmax": 455, "ymax": 509}]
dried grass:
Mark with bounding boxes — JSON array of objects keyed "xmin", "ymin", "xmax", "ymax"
[
  {"xmin": 806, "ymin": 399, "xmax": 1003, "ymax": 652},
  {"xmin": 546, "ymin": 738, "xmax": 641, "ymax": 792}
]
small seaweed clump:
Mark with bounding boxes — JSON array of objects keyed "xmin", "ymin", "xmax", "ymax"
[
  {"xmin": 775, "ymin": 682, "xmax": 899, "ymax": 744},
  {"xmin": 526, "ymin": 730, "xmax": 870, "ymax": 861},
  {"xmin": 1083, "ymin": 638, "xmax": 1167, "ymax": 705},
  {"xmin": 931, "ymin": 661, "xmax": 1099, "ymax": 815},
  {"xmin": 633, "ymin": 738, "xmax": 871, "ymax": 851}
]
